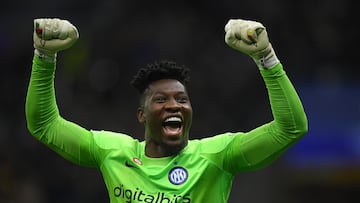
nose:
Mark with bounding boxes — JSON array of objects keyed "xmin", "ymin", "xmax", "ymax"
[{"xmin": 165, "ymin": 98, "xmax": 181, "ymax": 112}]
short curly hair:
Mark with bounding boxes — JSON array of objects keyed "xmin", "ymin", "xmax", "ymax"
[{"xmin": 130, "ymin": 60, "xmax": 190, "ymax": 94}]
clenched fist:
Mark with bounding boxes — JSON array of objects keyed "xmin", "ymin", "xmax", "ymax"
[
  {"xmin": 224, "ymin": 19, "xmax": 279, "ymax": 69},
  {"xmin": 33, "ymin": 18, "xmax": 79, "ymax": 60}
]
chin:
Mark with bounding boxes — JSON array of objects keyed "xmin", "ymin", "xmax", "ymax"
[{"xmin": 162, "ymin": 139, "xmax": 188, "ymax": 155}]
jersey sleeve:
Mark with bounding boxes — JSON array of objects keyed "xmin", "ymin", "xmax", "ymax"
[
  {"xmin": 25, "ymin": 55, "xmax": 97, "ymax": 167},
  {"xmin": 224, "ymin": 63, "xmax": 308, "ymax": 173}
]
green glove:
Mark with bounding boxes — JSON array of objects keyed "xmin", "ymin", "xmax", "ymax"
[
  {"xmin": 33, "ymin": 18, "xmax": 79, "ymax": 61},
  {"xmin": 224, "ymin": 19, "xmax": 279, "ymax": 69}
]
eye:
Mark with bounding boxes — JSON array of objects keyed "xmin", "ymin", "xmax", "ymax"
[
  {"xmin": 154, "ymin": 96, "xmax": 167, "ymax": 103},
  {"xmin": 177, "ymin": 96, "xmax": 189, "ymax": 103}
]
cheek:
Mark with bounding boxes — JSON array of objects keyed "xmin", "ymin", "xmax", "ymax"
[
  {"xmin": 144, "ymin": 108, "xmax": 161, "ymax": 123},
  {"xmin": 184, "ymin": 105, "xmax": 193, "ymax": 115}
]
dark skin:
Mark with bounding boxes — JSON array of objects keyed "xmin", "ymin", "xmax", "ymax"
[{"xmin": 137, "ymin": 79, "xmax": 193, "ymax": 158}]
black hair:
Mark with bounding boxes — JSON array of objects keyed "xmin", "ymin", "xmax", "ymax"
[{"xmin": 130, "ymin": 60, "xmax": 190, "ymax": 94}]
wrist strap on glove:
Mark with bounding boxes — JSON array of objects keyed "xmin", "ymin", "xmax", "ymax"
[
  {"xmin": 251, "ymin": 44, "xmax": 279, "ymax": 70},
  {"xmin": 34, "ymin": 49, "xmax": 57, "ymax": 62}
]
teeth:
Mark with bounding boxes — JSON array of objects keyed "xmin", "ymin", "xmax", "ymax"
[{"xmin": 164, "ymin": 117, "xmax": 182, "ymax": 122}]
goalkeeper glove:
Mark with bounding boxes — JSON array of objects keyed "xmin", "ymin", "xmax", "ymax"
[
  {"xmin": 33, "ymin": 18, "xmax": 79, "ymax": 61},
  {"xmin": 224, "ymin": 19, "xmax": 279, "ymax": 70}
]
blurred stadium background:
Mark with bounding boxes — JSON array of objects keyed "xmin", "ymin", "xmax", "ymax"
[{"xmin": 1, "ymin": 0, "xmax": 359, "ymax": 202}]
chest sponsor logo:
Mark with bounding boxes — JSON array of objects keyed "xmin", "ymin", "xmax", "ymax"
[
  {"xmin": 113, "ymin": 184, "xmax": 191, "ymax": 202},
  {"xmin": 168, "ymin": 167, "xmax": 188, "ymax": 185}
]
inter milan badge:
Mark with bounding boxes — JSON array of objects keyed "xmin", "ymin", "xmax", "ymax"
[{"xmin": 168, "ymin": 167, "xmax": 188, "ymax": 185}]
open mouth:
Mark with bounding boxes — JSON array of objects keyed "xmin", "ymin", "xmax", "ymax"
[{"xmin": 162, "ymin": 116, "xmax": 183, "ymax": 137}]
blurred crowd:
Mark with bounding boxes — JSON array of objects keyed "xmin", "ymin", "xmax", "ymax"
[{"xmin": 0, "ymin": 0, "xmax": 359, "ymax": 202}]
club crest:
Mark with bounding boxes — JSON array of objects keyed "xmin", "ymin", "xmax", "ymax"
[{"xmin": 168, "ymin": 167, "xmax": 188, "ymax": 185}]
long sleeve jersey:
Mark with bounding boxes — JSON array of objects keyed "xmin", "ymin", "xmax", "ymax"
[{"xmin": 25, "ymin": 55, "xmax": 308, "ymax": 203}]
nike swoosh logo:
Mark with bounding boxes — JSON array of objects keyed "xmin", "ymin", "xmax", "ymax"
[{"xmin": 125, "ymin": 161, "xmax": 135, "ymax": 168}]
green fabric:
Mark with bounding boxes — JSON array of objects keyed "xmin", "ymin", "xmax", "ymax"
[{"xmin": 25, "ymin": 56, "xmax": 307, "ymax": 203}]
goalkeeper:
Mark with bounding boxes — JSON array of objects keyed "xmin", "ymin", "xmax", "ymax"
[{"xmin": 26, "ymin": 18, "xmax": 308, "ymax": 203}]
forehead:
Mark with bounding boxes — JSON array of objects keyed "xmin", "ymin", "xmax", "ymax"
[{"xmin": 148, "ymin": 79, "xmax": 187, "ymax": 93}]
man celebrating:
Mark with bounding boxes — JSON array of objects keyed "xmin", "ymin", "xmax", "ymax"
[{"xmin": 26, "ymin": 18, "xmax": 307, "ymax": 202}]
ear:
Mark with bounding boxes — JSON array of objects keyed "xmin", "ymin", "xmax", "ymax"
[{"xmin": 137, "ymin": 106, "xmax": 145, "ymax": 124}]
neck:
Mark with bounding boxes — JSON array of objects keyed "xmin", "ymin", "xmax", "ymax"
[{"xmin": 145, "ymin": 140, "xmax": 187, "ymax": 158}]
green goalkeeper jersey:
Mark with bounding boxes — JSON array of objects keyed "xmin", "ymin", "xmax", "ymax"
[{"xmin": 26, "ymin": 56, "xmax": 307, "ymax": 203}]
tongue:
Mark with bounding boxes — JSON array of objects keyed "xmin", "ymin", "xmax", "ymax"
[{"xmin": 163, "ymin": 126, "xmax": 181, "ymax": 136}]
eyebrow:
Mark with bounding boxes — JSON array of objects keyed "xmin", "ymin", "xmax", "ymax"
[{"xmin": 152, "ymin": 90, "xmax": 188, "ymax": 95}]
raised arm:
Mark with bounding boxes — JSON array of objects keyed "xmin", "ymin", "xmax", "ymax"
[
  {"xmin": 224, "ymin": 19, "xmax": 308, "ymax": 171},
  {"xmin": 25, "ymin": 18, "xmax": 97, "ymax": 167}
]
